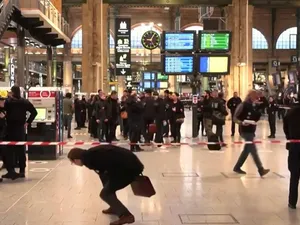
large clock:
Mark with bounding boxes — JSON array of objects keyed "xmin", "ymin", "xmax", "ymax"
[{"xmin": 141, "ymin": 30, "xmax": 160, "ymax": 50}]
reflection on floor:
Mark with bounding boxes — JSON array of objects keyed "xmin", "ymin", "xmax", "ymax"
[{"xmin": 0, "ymin": 112, "xmax": 298, "ymax": 225}]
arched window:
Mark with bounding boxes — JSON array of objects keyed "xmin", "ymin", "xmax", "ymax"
[
  {"xmin": 252, "ymin": 28, "xmax": 268, "ymax": 49},
  {"xmin": 70, "ymin": 28, "xmax": 115, "ymax": 49},
  {"xmin": 184, "ymin": 25, "xmax": 203, "ymax": 32},
  {"xmin": 276, "ymin": 27, "xmax": 297, "ymax": 49},
  {"xmin": 131, "ymin": 24, "xmax": 161, "ymax": 49}
]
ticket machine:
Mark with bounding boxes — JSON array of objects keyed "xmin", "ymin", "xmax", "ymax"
[{"xmin": 27, "ymin": 87, "xmax": 64, "ymax": 160}]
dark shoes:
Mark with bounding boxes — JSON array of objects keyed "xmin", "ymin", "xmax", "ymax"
[
  {"xmin": 259, "ymin": 169, "xmax": 270, "ymax": 177},
  {"xmin": 289, "ymin": 204, "xmax": 296, "ymax": 209},
  {"xmin": 233, "ymin": 168, "xmax": 247, "ymax": 174},
  {"xmin": 2, "ymin": 172, "xmax": 20, "ymax": 180},
  {"xmin": 102, "ymin": 208, "xmax": 117, "ymax": 215},
  {"xmin": 67, "ymin": 136, "xmax": 73, "ymax": 139},
  {"xmin": 74, "ymin": 127, "xmax": 81, "ymax": 130},
  {"xmin": 110, "ymin": 214, "xmax": 135, "ymax": 225},
  {"xmin": 268, "ymin": 135, "xmax": 275, "ymax": 139}
]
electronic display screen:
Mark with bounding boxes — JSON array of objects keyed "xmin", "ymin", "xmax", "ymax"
[
  {"xmin": 157, "ymin": 73, "xmax": 168, "ymax": 80},
  {"xmin": 163, "ymin": 31, "xmax": 196, "ymax": 51},
  {"xmin": 163, "ymin": 55, "xmax": 194, "ymax": 74},
  {"xmin": 35, "ymin": 108, "xmax": 46, "ymax": 121},
  {"xmin": 144, "ymin": 81, "xmax": 155, "ymax": 88},
  {"xmin": 157, "ymin": 81, "xmax": 168, "ymax": 89},
  {"xmin": 198, "ymin": 55, "xmax": 230, "ymax": 74},
  {"xmin": 199, "ymin": 31, "xmax": 231, "ymax": 51},
  {"xmin": 289, "ymin": 71, "xmax": 296, "ymax": 84},
  {"xmin": 143, "ymin": 72, "xmax": 155, "ymax": 80}
]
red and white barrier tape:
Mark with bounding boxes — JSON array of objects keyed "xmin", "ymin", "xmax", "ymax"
[{"xmin": 0, "ymin": 140, "xmax": 298, "ymax": 146}]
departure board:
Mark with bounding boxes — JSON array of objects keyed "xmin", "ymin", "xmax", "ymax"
[
  {"xmin": 163, "ymin": 32, "xmax": 195, "ymax": 51},
  {"xmin": 199, "ymin": 31, "xmax": 231, "ymax": 51},
  {"xmin": 198, "ymin": 55, "xmax": 229, "ymax": 74},
  {"xmin": 163, "ymin": 56, "xmax": 194, "ymax": 74}
]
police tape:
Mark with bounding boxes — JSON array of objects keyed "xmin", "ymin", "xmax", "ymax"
[{"xmin": 0, "ymin": 140, "xmax": 298, "ymax": 146}]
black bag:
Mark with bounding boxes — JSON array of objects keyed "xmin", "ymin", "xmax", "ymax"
[
  {"xmin": 207, "ymin": 134, "xmax": 221, "ymax": 151},
  {"xmin": 212, "ymin": 110, "xmax": 225, "ymax": 125},
  {"xmin": 131, "ymin": 174, "xmax": 156, "ymax": 198}
]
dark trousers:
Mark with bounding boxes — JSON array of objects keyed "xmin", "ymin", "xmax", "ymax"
[
  {"xmin": 234, "ymin": 132, "xmax": 263, "ymax": 171},
  {"xmin": 163, "ymin": 120, "xmax": 170, "ymax": 136},
  {"xmin": 278, "ymin": 109, "xmax": 285, "ymax": 119},
  {"xmin": 197, "ymin": 116, "xmax": 204, "ymax": 135},
  {"xmin": 91, "ymin": 117, "xmax": 98, "ymax": 138},
  {"xmin": 231, "ymin": 112, "xmax": 236, "ymax": 135},
  {"xmin": 288, "ymin": 145, "xmax": 300, "ymax": 206},
  {"xmin": 171, "ymin": 120, "xmax": 182, "ymax": 143},
  {"xmin": 268, "ymin": 115, "xmax": 276, "ymax": 136},
  {"xmin": 5, "ymin": 126, "xmax": 26, "ymax": 173},
  {"xmin": 143, "ymin": 119, "xmax": 154, "ymax": 143},
  {"xmin": 80, "ymin": 111, "xmax": 86, "ymax": 127},
  {"xmin": 97, "ymin": 121, "xmax": 105, "ymax": 141},
  {"xmin": 104, "ymin": 120, "xmax": 117, "ymax": 143},
  {"xmin": 99, "ymin": 172, "xmax": 135, "ymax": 217},
  {"xmin": 154, "ymin": 120, "xmax": 163, "ymax": 144},
  {"xmin": 216, "ymin": 125, "xmax": 224, "ymax": 142},
  {"xmin": 123, "ymin": 119, "xmax": 129, "ymax": 138},
  {"xmin": 63, "ymin": 114, "xmax": 72, "ymax": 137},
  {"xmin": 75, "ymin": 112, "xmax": 81, "ymax": 128},
  {"xmin": 129, "ymin": 122, "xmax": 142, "ymax": 151}
]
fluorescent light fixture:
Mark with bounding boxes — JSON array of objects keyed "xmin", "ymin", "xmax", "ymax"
[
  {"xmin": 149, "ymin": 22, "xmax": 154, "ymax": 26},
  {"xmin": 157, "ymin": 23, "xmax": 162, "ymax": 27}
]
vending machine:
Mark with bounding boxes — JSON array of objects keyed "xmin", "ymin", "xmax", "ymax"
[{"xmin": 27, "ymin": 87, "xmax": 64, "ymax": 160}]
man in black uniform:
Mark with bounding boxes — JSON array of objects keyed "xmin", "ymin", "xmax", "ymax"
[
  {"xmin": 283, "ymin": 98, "xmax": 300, "ymax": 209},
  {"xmin": 233, "ymin": 90, "xmax": 269, "ymax": 177},
  {"xmin": 104, "ymin": 91, "xmax": 119, "ymax": 142},
  {"xmin": 153, "ymin": 92, "xmax": 166, "ymax": 146},
  {"xmin": 74, "ymin": 95, "xmax": 82, "ymax": 130},
  {"xmin": 267, "ymin": 96, "xmax": 278, "ymax": 138},
  {"xmin": 68, "ymin": 145, "xmax": 144, "ymax": 225},
  {"xmin": 227, "ymin": 92, "xmax": 242, "ymax": 136},
  {"xmin": 3, "ymin": 86, "xmax": 37, "ymax": 180},
  {"xmin": 163, "ymin": 90, "xmax": 173, "ymax": 137},
  {"xmin": 0, "ymin": 95, "xmax": 6, "ymax": 182},
  {"xmin": 142, "ymin": 89, "xmax": 155, "ymax": 143}
]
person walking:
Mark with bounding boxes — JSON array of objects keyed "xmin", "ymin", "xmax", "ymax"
[
  {"xmin": 227, "ymin": 92, "xmax": 242, "ymax": 136},
  {"xmin": 63, "ymin": 93, "xmax": 74, "ymax": 139},
  {"xmin": 68, "ymin": 145, "xmax": 144, "ymax": 225},
  {"xmin": 232, "ymin": 90, "xmax": 270, "ymax": 177}
]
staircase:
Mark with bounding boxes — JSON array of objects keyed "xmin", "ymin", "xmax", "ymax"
[{"xmin": 0, "ymin": 0, "xmax": 19, "ymax": 40}]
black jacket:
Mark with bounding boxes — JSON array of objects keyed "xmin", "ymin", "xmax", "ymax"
[
  {"xmin": 154, "ymin": 97, "xmax": 166, "ymax": 121},
  {"xmin": 0, "ymin": 107, "xmax": 6, "ymax": 140},
  {"xmin": 171, "ymin": 100, "xmax": 185, "ymax": 120},
  {"xmin": 5, "ymin": 97, "xmax": 37, "ymax": 126},
  {"xmin": 197, "ymin": 101, "xmax": 204, "ymax": 118},
  {"xmin": 267, "ymin": 102, "xmax": 278, "ymax": 116},
  {"xmin": 81, "ymin": 145, "xmax": 144, "ymax": 176},
  {"xmin": 284, "ymin": 105, "xmax": 300, "ymax": 140},
  {"xmin": 143, "ymin": 97, "xmax": 156, "ymax": 120},
  {"xmin": 203, "ymin": 96, "xmax": 212, "ymax": 119},
  {"xmin": 126, "ymin": 96, "xmax": 144, "ymax": 123},
  {"xmin": 227, "ymin": 97, "xmax": 242, "ymax": 113},
  {"xmin": 105, "ymin": 97, "xmax": 119, "ymax": 121},
  {"xmin": 95, "ymin": 99, "xmax": 106, "ymax": 121},
  {"xmin": 164, "ymin": 97, "xmax": 173, "ymax": 120}
]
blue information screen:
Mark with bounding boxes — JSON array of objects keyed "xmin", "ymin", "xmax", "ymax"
[
  {"xmin": 164, "ymin": 56, "xmax": 194, "ymax": 74},
  {"xmin": 164, "ymin": 33, "xmax": 195, "ymax": 51},
  {"xmin": 143, "ymin": 72, "xmax": 155, "ymax": 80}
]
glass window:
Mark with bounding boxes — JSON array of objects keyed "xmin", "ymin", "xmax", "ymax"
[
  {"xmin": 131, "ymin": 24, "xmax": 161, "ymax": 49},
  {"xmin": 184, "ymin": 25, "xmax": 203, "ymax": 32},
  {"xmin": 252, "ymin": 28, "xmax": 268, "ymax": 49},
  {"xmin": 110, "ymin": 34, "xmax": 115, "ymax": 49},
  {"xmin": 276, "ymin": 27, "xmax": 297, "ymax": 49}
]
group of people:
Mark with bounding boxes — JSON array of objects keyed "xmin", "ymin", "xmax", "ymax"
[{"xmin": 0, "ymin": 86, "xmax": 37, "ymax": 182}]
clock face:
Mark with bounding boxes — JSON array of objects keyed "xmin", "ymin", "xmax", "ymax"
[{"xmin": 141, "ymin": 30, "xmax": 160, "ymax": 50}]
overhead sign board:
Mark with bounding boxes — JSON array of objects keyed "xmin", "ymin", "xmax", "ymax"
[
  {"xmin": 291, "ymin": 55, "xmax": 299, "ymax": 63},
  {"xmin": 115, "ymin": 18, "xmax": 131, "ymax": 76},
  {"xmin": 271, "ymin": 60, "xmax": 280, "ymax": 68}
]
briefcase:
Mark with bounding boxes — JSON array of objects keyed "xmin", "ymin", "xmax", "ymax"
[
  {"xmin": 131, "ymin": 175, "xmax": 156, "ymax": 198},
  {"xmin": 149, "ymin": 123, "xmax": 157, "ymax": 134}
]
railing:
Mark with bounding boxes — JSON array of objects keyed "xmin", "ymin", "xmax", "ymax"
[
  {"xmin": 29, "ymin": 62, "xmax": 47, "ymax": 74},
  {"xmin": 18, "ymin": 0, "xmax": 69, "ymax": 36}
]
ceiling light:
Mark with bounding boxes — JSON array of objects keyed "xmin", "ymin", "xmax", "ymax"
[
  {"xmin": 157, "ymin": 23, "xmax": 162, "ymax": 27},
  {"xmin": 164, "ymin": 7, "xmax": 170, "ymax": 10},
  {"xmin": 149, "ymin": 22, "xmax": 154, "ymax": 26}
]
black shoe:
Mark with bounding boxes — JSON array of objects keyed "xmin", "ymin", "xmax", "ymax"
[
  {"xmin": 233, "ymin": 168, "xmax": 247, "ymax": 174},
  {"xmin": 74, "ymin": 127, "xmax": 81, "ymax": 130},
  {"xmin": 19, "ymin": 173, "xmax": 26, "ymax": 178},
  {"xmin": 289, "ymin": 204, "xmax": 296, "ymax": 209},
  {"xmin": 112, "ymin": 138, "xmax": 120, "ymax": 141},
  {"xmin": 81, "ymin": 126, "xmax": 87, "ymax": 128},
  {"xmin": 268, "ymin": 135, "xmax": 275, "ymax": 139},
  {"xmin": 99, "ymin": 139, "xmax": 106, "ymax": 142},
  {"xmin": 2, "ymin": 172, "xmax": 20, "ymax": 180},
  {"xmin": 67, "ymin": 136, "xmax": 73, "ymax": 139},
  {"xmin": 231, "ymin": 134, "xmax": 234, "ymax": 137},
  {"xmin": 259, "ymin": 169, "xmax": 270, "ymax": 177},
  {"xmin": 0, "ymin": 177, "xmax": 2, "ymax": 182}
]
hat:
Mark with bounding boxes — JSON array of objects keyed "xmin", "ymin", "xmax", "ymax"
[{"xmin": 153, "ymin": 91, "xmax": 159, "ymax": 96}]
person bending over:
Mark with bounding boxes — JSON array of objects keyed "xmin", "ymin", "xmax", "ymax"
[{"xmin": 68, "ymin": 145, "xmax": 144, "ymax": 225}]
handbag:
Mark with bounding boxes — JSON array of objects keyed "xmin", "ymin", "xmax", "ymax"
[
  {"xmin": 149, "ymin": 123, "xmax": 157, "ymax": 133},
  {"xmin": 176, "ymin": 118, "xmax": 184, "ymax": 124},
  {"xmin": 120, "ymin": 111, "xmax": 128, "ymax": 119},
  {"xmin": 131, "ymin": 174, "xmax": 156, "ymax": 198},
  {"xmin": 212, "ymin": 110, "xmax": 225, "ymax": 125}
]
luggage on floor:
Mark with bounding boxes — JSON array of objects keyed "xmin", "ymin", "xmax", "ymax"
[
  {"xmin": 207, "ymin": 133, "xmax": 221, "ymax": 151},
  {"xmin": 131, "ymin": 174, "xmax": 156, "ymax": 198}
]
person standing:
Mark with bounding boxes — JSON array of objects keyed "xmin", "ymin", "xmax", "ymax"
[
  {"xmin": 232, "ymin": 90, "xmax": 270, "ymax": 177},
  {"xmin": 227, "ymin": 92, "xmax": 242, "ymax": 136},
  {"xmin": 104, "ymin": 91, "xmax": 119, "ymax": 142},
  {"xmin": 283, "ymin": 99, "xmax": 300, "ymax": 209},
  {"xmin": 170, "ymin": 93, "xmax": 185, "ymax": 144},
  {"xmin": 163, "ymin": 90, "xmax": 173, "ymax": 137},
  {"xmin": 80, "ymin": 96, "xmax": 87, "ymax": 128},
  {"xmin": 120, "ymin": 90, "xmax": 129, "ymax": 140},
  {"xmin": 3, "ymin": 86, "xmax": 37, "ymax": 179},
  {"xmin": 63, "ymin": 93, "xmax": 74, "ymax": 139},
  {"xmin": 74, "ymin": 95, "xmax": 82, "ymax": 130},
  {"xmin": 67, "ymin": 145, "xmax": 144, "ymax": 225},
  {"xmin": 267, "ymin": 96, "xmax": 278, "ymax": 138},
  {"xmin": 142, "ymin": 89, "xmax": 155, "ymax": 143},
  {"xmin": 153, "ymin": 92, "xmax": 166, "ymax": 146},
  {"xmin": 202, "ymin": 90, "xmax": 213, "ymax": 137},
  {"xmin": 0, "ymin": 95, "xmax": 7, "ymax": 180},
  {"xmin": 197, "ymin": 96, "xmax": 205, "ymax": 136}
]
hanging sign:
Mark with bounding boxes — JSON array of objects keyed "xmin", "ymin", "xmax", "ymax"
[{"xmin": 115, "ymin": 18, "xmax": 131, "ymax": 76}]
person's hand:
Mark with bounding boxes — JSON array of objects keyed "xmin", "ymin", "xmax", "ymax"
[
  {"xmin": 24, "ymin": 123, "xmax": 28, "ymax": 128},
  {"xmin": 0, "ymin": 112, "xmax": 5, "ymax": 119},
  {"xmin": 96, "ymin": 119, "xmax": 100, "ymax": 123},
  {"xmin": 172, "ymin": 107, "xmax": 176, "ymax": 112}
]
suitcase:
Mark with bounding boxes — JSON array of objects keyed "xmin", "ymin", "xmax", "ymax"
[
  {"xmin": 149, "ymin": 123, "xmax": 157, "ymax": 134},
  {"xmin": 131, "ymin": 175, "xmax": 156, "ymax": 198},
  {"xmin": 207, "ymin": 134, "xmax": 221, "ymax": 151}
]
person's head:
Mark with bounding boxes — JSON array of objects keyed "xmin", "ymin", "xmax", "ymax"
[
  {"xmin": 67, "ymin": 148, "xmax": 85, "ymax": 166},
  {"xmin": 211, "ymin": 90, "xmax": 218, "ymax": 98},
  {"xmin": 100, "ymin": 92, "xmax": 106, "ymax": 100},
  {"xmin": 145, "ymin": 89, "xmax": 152, "ymax": 97},
  {"xmin": 98, "ymin": 89, "xmax": 102, "ymax": 96},
  {"xmin": 65, "ymin": 93, "xmax": 72, "ymax": 99},
  {"xmin": 204, "ymin": 90, "xmax": 210, "ymax": 98},
  {"xmin": 123, "ymin": 90, "xmax": 128, "ymax": 96},
  {"xmin": 82, "ymin": 96, "xmax": 86, "ymax": 101},
  {"xmin": 173, "ymin": 92, "xmax": 179, "ymax": 101},
  {"xmin": 218, "ymin": 92, "xmax": 224, "ymax": 99},
  {"xmin": 0, "ymin": 98, "xmax": 5, "ymax": 107},
  {"xmin": 110, "ymin": 91, "xmax": 117, "ymax": 99},
  {"xmin": 233, "ymin": 92, "xmax": 238, "ymax": 98},
  {"xmin": 164, "ymin": 90, "xmax": 169, "ymax": 98},
  {"xmin": 247, "ymin": 90, "xmax": 259, "ymax": 102},
  {"xmin": 199, "ymin": 96, "xmax": 204, "ymax": 101},
  {"xmin": 11, "ymin": 86, "xmax": 21, "ymax": 99},
  {"xmin": 153, "ymin": 91, "xmax": 159, "ymax": 100},
  {"xmin": 269, "ymin": 96, "xmax": 274, "ymax": 102}
]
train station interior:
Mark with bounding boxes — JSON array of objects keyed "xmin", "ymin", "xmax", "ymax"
[{"xmin": 1, "ymin": 0, "xmax": 300, "ymax": 225}]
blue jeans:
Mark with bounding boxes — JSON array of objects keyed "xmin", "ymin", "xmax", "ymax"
[
  {"xmin": 234, "ymin": 132, "xmax": 263, "ymax": 170},
  {"xmin": 64, "ymin": 114, "xmax": 72, "ymax": 137}
]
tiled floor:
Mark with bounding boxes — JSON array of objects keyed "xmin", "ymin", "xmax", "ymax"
[{"xmin": 0, "ymin": 112, "xmax": 299, "ymax": 225}]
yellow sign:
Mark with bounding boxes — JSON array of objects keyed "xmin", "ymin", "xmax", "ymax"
[{"xmin": 0, "ymin": 90, "xmax": 8, "ymax": 98}]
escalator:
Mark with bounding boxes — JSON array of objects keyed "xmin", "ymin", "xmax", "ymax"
[{"xmin": 0, "ymin": 0, "xmax": 19, "ymax": 40}]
